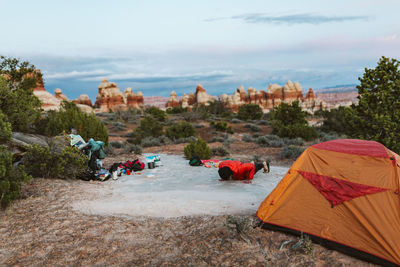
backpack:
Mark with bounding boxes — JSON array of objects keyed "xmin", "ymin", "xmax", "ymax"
[
  {"xmin": 189, "ymin": 155, "xmax": 203, "ymax": 166},
  {"xmin": 132, "ymin": 159, "xmax": 145, "ymax": 171}
]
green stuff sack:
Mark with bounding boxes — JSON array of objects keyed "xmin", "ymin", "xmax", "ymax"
[{"xmin": 189, "ymin": 155, "xmax": 202, "ymax": 166}]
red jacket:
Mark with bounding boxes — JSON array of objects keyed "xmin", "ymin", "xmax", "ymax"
[{"xmin": 219, "ymin": 160, "xmax": 255, "ymax": 180}]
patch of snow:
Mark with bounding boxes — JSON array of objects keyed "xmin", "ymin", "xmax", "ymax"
[{"xmin": 73, "ymin": 154, "xmax": 288, "ymax": 218}]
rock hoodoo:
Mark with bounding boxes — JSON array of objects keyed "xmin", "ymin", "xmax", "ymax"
[
  {"xmin": 32, "ymin": 71, "xmax": 61, "ymax": 111},
  {"xmin": 73, "ymin": 94, "xmax": 92, "ymax": 107},
  {"xmin": 94, "ymin": 79, "xmax": 144, "ymax": 112},
  {"xmin": 165, "ymin": 90, "xmax": 180, "ymax": 108},
  {"xmin": 54, "ymin": 88, "xmax": 69, "ymax": 101}
]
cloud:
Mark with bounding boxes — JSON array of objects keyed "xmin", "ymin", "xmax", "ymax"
[
  {"xmin": 45, "ymin": 69, "xmax": 112, "ymax": 79},
  {"xmin": 80, "ymin": 70, "xmax": 234, "ymax": 83},
  {"xmin": 206, "ymin": 13, "xmax": 370, "ymax": 25}
]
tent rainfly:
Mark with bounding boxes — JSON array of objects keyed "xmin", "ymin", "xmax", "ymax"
[{"xmin": 257, "ymin": 139, "xmax": 400, "ymax": 266}]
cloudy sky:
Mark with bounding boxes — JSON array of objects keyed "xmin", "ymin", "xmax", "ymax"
[{"xmin": 2, "ymin": 0, "xmax": 399, "ymax": 100}]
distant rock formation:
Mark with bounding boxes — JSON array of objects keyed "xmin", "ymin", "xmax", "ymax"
[
  {"xmin": 94, "ymin": 79, "xmax": 144, "ymax": 112},
  {"xmin": 165, "ymin": 85, "xmax": 214, "ymax": 110},
  {"xmin": 169, "ymin": 80, "xmax": 327, "ymax": 113}
]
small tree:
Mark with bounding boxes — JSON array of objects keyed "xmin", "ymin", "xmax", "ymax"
[
  {"xmin": 237, "ymin": 104, "xmax": 263, "ymax": 120},
  {"xmin": 0, "ymin": 58, "xmax": 42, "ymax": 132},
  {"xmin": 345, "ymin": 56, "xmax": 400, "ymax": 152},
  {"xmin": 184, "ymin": 137, "xmax": 211, "ymax": 159},
  {"xmin": 270, "ymin": 101, "xmax": 317, "ymax": 141}
]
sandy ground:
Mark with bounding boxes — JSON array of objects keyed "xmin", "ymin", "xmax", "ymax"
[{"xmin": 0, "ymin": 169, "xmax": 376, "ymax": 266}]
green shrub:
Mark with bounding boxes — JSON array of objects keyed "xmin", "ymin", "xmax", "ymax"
[
  {"xmin": 173, "ymin": 136, "xmax": 196, "ymax": 144},
  {"xmin": 244, "ymin": 123, "xmax": 261, "ymax": 132},
  {"xmin": 316, "ymin": 106, "xmax": 349, "ymax": 134},
  {"xmin": 24, "ymin": 144, "xmax": 87, "ymax": 179},
  {"xmin": 104, "ymin": 145, "xmax": 116, "ymax": 156},
  {"xmin": 184, "ymin": 137, "xmax": 211, "ymax": 159},
  {"xmin": 110, "ymin": 141, "xmax": 124, "ymax": 148},
  {"xmin": 257, "ymin": 120, "xmax": 269, "ymax": 126},
  {"xmin": 38, "ymin": 101, "xmax": 109, "ymax": 144},
  {"xmin": 109, "ymin": 121, "xmax": 127, "ymax": 132},
  {"xmin": 166, "ymin": 106, "xmax": 187, "ymax": 114},
  {"xmin": 281, "ymin": 145, "xmax": 305, "ymax": 160},
  {"xmin": 114, "ymin": 108, "xmax": 142, "ymax": 122},
  {"xmin": 133, "ymin": 116, "xmax": 164, "ymax": 144},
  {"xmin": 210, "ymin": 136, "xmax": 225, "ymax": 143},
  {"xmin": 0, "ymin": 146, "xmax": 31, "ymax": 207},
  {"xmin": 166, "ymin": 121, "xmax": 195, "ymax": 140},
  {"xmin": 242, "ymin": 134, "xmax": 255, "ymax": 142},
  {"xmin": 211, "ymin": 146, "xmax": 230, "ymax": 157},
  {"xmin": 145, "ymin": 106, "xmax": 166, "ymax": 122},
  {"xmin": 182, "ymin": 111, "xmax": 206, "ymax": 122},
  {"xmin": 193, "ymin": 123, "xmax": 205, "ymax": 128},
  {"xmin": 237, "ymin": 104, "xmax": 263, "ymax": 121},
  {"xmin": 0, "ymin": 111, "xmax": 12, "ymax": 144},
  {"xmin": 318, "ymin": 132, "xmax": 346, "ymax": 142},
  {"xmin": 124, "ymin": 144, "xmax": 142, "ymax": 154},
  {"xmin": 231, "ymin": 118, "xmax": 242, "ymax": 124},
  {"xmin": 210, "ymin": 121, "xmax": 234, "ymax": 134},
  {"xmin": 141, "ymin": 137, "xmax": 162, "ymax": 147},
  {"xmin": 223, "ymin": 137, "xmax": 236, "ymax": 148},
  {"xmin": 283, "ymin": 137, "xmax": 304, "ymax": 146}
]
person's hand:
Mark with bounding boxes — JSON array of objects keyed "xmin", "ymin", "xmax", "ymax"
[{"xmin": 263, "ymin": 161, "xmax": 269, "ymax": 173}]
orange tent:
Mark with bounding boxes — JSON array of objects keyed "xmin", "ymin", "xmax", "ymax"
[{"xmin": 257, "ymin": 139, "xmax": 400, "ymax": 266}]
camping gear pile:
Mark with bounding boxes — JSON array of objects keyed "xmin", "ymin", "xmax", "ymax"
[
  {"xmin": 108, "ymin": 159, "xmax": 146, "ymax": 180},
  {"xmin": 70, "ymin": 134, "xmax": 110, "ymax": 181},
  {"xmin": 257, "ymin": 139, "xmax": 400, "ymax": 266},
  {"xmin": 107, "ymin": 155, "xmax": 161, "ymax": 180}
]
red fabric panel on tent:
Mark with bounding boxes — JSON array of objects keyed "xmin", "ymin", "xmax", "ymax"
[
  {"xmin": 298, "ymin": 170, "xmax": 388, "ymax": 206},
  {"xmin": 312, "ymin": 139, "xmax": 389, "ymax": 158}
]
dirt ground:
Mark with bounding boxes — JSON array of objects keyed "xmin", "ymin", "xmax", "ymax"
[
  {"xmin": 0, "ymin": 177, "xmax": 375, "ymax": 267},
  {"xmin": 0, "ymin": 145, "xmax": 377, "ymax": 266}
]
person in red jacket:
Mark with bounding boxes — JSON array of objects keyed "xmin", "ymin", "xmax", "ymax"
[{"xmin": 218, "ymin": 160, "xmax": 269, "ymax": 181}]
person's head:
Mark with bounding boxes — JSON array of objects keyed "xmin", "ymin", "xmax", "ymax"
[
  {"xmin": 70, "ymin": 128, "xmax": 78, "ymax": 135},
  {"xmin": 218, "ymin": 167, "xmax": 233, "ymax": 180}
]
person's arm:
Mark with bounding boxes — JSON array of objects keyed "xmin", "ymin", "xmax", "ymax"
[{"xmin": 241, "ymin": 163, "xmax": 255, "ymax": 180}]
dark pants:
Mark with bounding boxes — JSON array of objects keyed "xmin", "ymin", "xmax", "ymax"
[{"xmin": 255, "ymin": 163, "xmax": 264, "ymax": 174}]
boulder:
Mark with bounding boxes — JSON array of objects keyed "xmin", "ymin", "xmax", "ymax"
[{"xmin": 12, "ymin": 132, "xmax": 49, "ymax": 148}]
